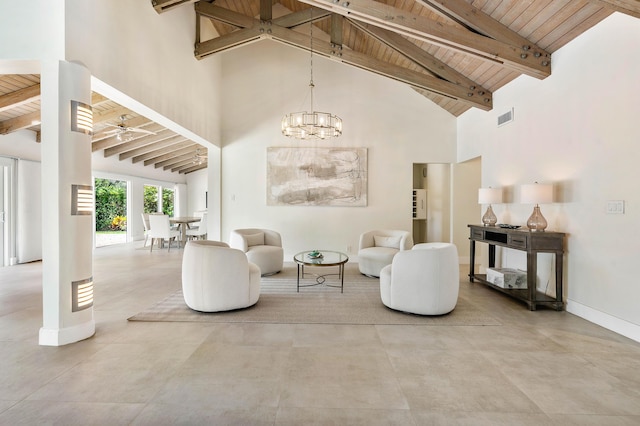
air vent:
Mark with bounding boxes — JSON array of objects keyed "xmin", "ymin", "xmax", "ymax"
[{"xmin": 497, "ymin": 108, "xmax": 514, "ymax": 127}]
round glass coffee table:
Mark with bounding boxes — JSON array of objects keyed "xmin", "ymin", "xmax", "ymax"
[{"xmin": 293, "ymin": 250, "xmax": 349, "ymax": 293}]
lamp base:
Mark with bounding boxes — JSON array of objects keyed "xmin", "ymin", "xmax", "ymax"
[
  {"xmin": 482, "ymin": 205, "xmax": 498, "ymax": 226},
  {"xmin": 526, "ymin": 205, "xmax": 548, "ymax": 232}
]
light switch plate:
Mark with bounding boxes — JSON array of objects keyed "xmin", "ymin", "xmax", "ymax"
[{"xmin": 606, "ymin": 200, "xmax": 624, "ymax": 214}]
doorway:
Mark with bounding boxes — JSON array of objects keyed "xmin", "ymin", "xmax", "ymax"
[
  {"xmin": 0, "ymin": 157, "xmax": 15, "ymax": 267},
  {"xmin": 95, "ymin": 178, "xmax": 128, "ymax": 247},
  {"xmin": 413, "ymin": 163, "xmax": 452, "ymax": 244}
]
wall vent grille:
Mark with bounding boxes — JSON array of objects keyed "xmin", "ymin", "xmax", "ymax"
[{"xmin": 498, "ymin": 108, "xmax": 514, "ymax": 127}]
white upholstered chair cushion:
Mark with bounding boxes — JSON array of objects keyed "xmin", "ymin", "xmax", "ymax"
[
  {"xmin": 229, "ymin": 228, "xmax": 284, "ymax": 276},
  {"xmin": 379, "ymin": 242, "xmax": 459, "ymax": 315},
  {"xmin": 181, "ymin": 240, "xmax": 261, "ymax": 312},
  {"xmin": 358, "ymin": 229, "xmax": 413, "ymax": 277}
]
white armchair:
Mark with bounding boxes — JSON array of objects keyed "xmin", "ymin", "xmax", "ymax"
[
  {"xmin": 181, "ymin": 240, "xmax": 261, "ymax": 312},
  {"xmin": 229, "ymin": 228, "xmax": 284, "ymax": 276},
  {"xmin": 380, "ymin": 242, "xmax": 459, "ymax": 315},
  {"xmin": 357, "ymin": 229, "xmax": 413, "ymax": 277}
]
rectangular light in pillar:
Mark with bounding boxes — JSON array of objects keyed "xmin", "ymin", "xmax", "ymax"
[
  {"xmin": 72, "ymin": 277, "xmax": 94, "ymax": 312},
  {"xmin": 70, "ymin": 100, "xmax": 93, "ymax": 135},
  {"xmin": 71, "ymin": 184, "xmax": 93, "ymax": 215}
]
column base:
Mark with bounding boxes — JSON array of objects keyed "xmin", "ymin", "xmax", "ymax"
[{"xmin": 39, "ymin": 320, "xmax": 95, "ymax": 346}]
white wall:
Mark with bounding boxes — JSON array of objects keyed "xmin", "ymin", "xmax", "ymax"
[
  {"xmin": 457, "ymin": 13, "xmax": 640, "ymax": 341},
  {"xmin": 186, "ymin": 169, "xmax": 208, "ymax": 215},
  {"xmin": 220, "ymin": 40, "xmax": 457, "ymax": 259},
  {"xmin": 17, "ymin": 159, "xmax": 41, "ymax": 263},
  {"xmin": 65, "ymin": 0, "xmax": 222, "ymax": 148},
  {"xmin": 451, "ymin": 157, "xmax": 481, "ymax": 263}
]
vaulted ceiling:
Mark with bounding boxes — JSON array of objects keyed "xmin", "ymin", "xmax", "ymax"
[{"xmin": 1, "ymin": 0, "xmax": 638, "ymax": 174}]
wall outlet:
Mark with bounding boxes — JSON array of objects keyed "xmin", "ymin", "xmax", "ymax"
[{"xmin": 606, "ymin": 200, "xmax": 624, "ymax": 214}]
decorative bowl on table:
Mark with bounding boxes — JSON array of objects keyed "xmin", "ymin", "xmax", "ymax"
[{"xmin": 307, "ymin": 250, "xmax": 323, "ymax": 259}]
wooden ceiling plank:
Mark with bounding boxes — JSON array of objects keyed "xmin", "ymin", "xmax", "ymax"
[
  {"xmin": 269, "ymin": 25, "xmax": 492, "ymax": 109},
  {"xmin": 296, "ymin": 0, "xmax": 551, "ymax": 78},
  {"xmin": 0, "ymin": 84, "xmax": 40, "ymax": 113},
  {"xmin": 91, "ymin": 92, "xmax": 110, "ymax": 106},
  {"xmin": 587, "ymin": 0, "xmax": 640, "ymax": 19},
  {"xmin": 0, "ymin": 111, "xmax": 40, "ymax": 135},
  {"xmin": 92, "ymin": 106, "xmax": 132, "ymax": 124},
  {"xmin": 141, "ymin": 144, "xmax": 199, "ymax": 165},
  {"xmin": 119, "ymin": 136, "xmax": 187, "ymax": 161},
  {"xmin": 330, "ymin": 14, "xmax": 343, "ymax": 46}
]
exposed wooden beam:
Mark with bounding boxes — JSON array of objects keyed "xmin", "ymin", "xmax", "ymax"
[
  {"xmin": 330, "ymin": 14, "xmax": 343, "ymax": 46},
  {"xmin": 260, "ymin": 0, "xmax": 272, "ymax": 22},
  {"xmin": 195, "ymin": 2, "xmax": 256, "ymax": 28},
  {"xmin": 103, "ymin": 130, "xmax": 177, "ymax": 157},
  {"xmin": 180, "ymin": 163, "xmax": 208, "ymax": 174},
  {"xmin": 141, "ymin": 144, "xmax": 199, "ymax": 165},
  {"xmin": 415, "ymin": 0, "xmax": 550, "ymax": 54},
  {"xmin": 348, "ymin": 20, "xmax": 490, "ymax": 94},
  {"xmin": 268, "ymin": 24, "xmax": 492, "ymax": 109},
  {"xmin": 587, "ymin": 0, "xmax": 640, "ymax": 19},
  {"xmin": 170, "ymin": 157, "xmax": 202, "ymax": 171},
  {"xmin": 0, "ymin": 84, "xmax": 40, "ymax": 113},
  {"xmin": 296, "ymin": 0, "xmax": 550, "ymax": 79},
  {"xmin": 156, "ymin": 151, "xmax": 199, "ymax": 169},
  {"xmin": 151, "ymin": 0, "xmax": 195, "ymax": 14},
  {"xmin": 0, "ymin": 111, "xmax": 40, "ymax": 135},
  {"xmin": 195, "ymin": 27, "xmax": 263, "ymax": 58},
  {"xmin": 119, "ymin": 136, "xmax": 187, "ymax": 161},
  {"xmin": 272, "ymin": 7, "xmax": 331, "ymax": 28}
]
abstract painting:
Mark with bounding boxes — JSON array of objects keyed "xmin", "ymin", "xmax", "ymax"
[{"xmin": 267, "ymin": 147, "xmax": 367, "ymax": 206}]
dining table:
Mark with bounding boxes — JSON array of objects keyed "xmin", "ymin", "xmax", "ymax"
[{"xmin": 170, "ymin": 216, "xmax": 201, "ymax": 247}]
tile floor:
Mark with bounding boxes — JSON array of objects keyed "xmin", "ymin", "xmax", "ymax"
[{"xmin": 1, "ymin": 242, "xmax": 639, "ymax": 425}]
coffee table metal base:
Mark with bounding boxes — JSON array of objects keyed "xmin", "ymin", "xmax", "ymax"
[
  {"xmin": 297, "ymin": 264, "xmax": 345, "ymax": 293},
  {"xmin": 293, "ymin": 250, "xmax": 349, "ymax": 293}
]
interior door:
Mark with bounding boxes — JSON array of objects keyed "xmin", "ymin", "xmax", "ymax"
[{"xmin": 0, "ymin": 158, "xmax": 9, "ymax": 267}]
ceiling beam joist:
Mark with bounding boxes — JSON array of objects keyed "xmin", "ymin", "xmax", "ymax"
[
  {"xmin": 195, "ymin": 27, "xmax": 263, "ymax": 58},
  {"xmin": 157, "ymin": 151, "xmax": 199, "ymax": 169},
  {"xmin": 587, "ymin": 0, "xmax": 640, "ymax": 19},
  {"xmin": 268, "ymin": 25, "xmax": 492, "ymax": 109},
  {"xmin": 348, "ymin": 20, "xmax": 490, "ymax": 95},
  {"xmin": 415, "ymin": 0, "xmax": 550, "ymax": 53},
  {"xmin": 180, "ymin": 163, "xmax": 208, "ymax": 174},
  {"xmin": 120, "ymin": 136, "xmax": 187, "ymax": 161},
  {"xmin": 141, "ymin": 144, "xmax": 198, "ymax": 165},
  {"xmin": 0, "ymin": 111, "xmax": 40, "ymax": 135},
  {"xmin": 297, "ymin": 0, "xmax": 550, "ymax": 79},
  {"xmin": 0, "ymin": 84, "xmax": 40, "ymax": 113},
  {"xmin": 151, "ymin": 0, "xmax": 195, "ymax": 14}
]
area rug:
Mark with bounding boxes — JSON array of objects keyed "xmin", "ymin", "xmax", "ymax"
[{"xmin": 128, "ymin": 263, "xmax": 501, "ymax": 326}]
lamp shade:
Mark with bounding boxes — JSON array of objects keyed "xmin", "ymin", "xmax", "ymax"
[
  {"xmin": 521, "ymin": 183, "xmax": 553, "ymax": 204},
  {"xmin": 478, "ymin": 187, "xmax": 503, "ymax": 204}
]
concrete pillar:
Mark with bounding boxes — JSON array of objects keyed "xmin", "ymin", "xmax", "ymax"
[{"xmin": 39, "ymin": 60, "xmax": 95, "ymax": 346}]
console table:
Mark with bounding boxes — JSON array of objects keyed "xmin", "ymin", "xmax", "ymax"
[{"xmin": 468, "ymin": 224, "xmax": 565, "ymax": 311}]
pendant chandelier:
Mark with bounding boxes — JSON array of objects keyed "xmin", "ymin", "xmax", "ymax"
[{"xmin": 281, "ymin": 9, "xmax": 342, "ymax": 140}]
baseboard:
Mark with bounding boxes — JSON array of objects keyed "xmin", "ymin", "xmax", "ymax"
[
  {"xmin": 39, "ymin": 320, "xmax": 95, "ymax": 346},
  {"xmin": 567, "ymin": 299, "xmax": 640, "ymax": 343}
]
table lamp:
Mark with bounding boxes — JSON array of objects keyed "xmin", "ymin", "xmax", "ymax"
[
  {"xmin": 521, "ymin": 182, "xmax": 553, "ymax": 231},
  {"xmin": 478, "ymin": 187, "xmax": 502, "ymax": 226}
]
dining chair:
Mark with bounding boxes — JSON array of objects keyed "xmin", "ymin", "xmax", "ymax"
[
  {"xmin": 141, "ymin": 213, "xmax": 151, "ymax": 247},
  {"xmin": 186, "ymin": 212, "xmax": 207, "ymax": 240},
  {"xmin": 148, "ymin": 214, "xmax": 180, "ymax": 252}
]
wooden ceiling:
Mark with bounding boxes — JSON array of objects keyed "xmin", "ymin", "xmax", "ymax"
[
  {"xmin": 163, "ymin": 0, "xmax": 638, "ymax": 116},
  {"xmin": 0, "ymin": 76, "xmax": 208, "ymax": 175},
  {"xmin": 2, "ymin": 1, "xmax": 638, "ymax": 174}
]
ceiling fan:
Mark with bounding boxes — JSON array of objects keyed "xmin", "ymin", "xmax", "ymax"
[
  {"xmin": 103, "ymin": 115, "xmax": 156, "ymax": 141},
  {"xmin": 192, "ymin": 148, "xmax": 207, "ymax": 165}
]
